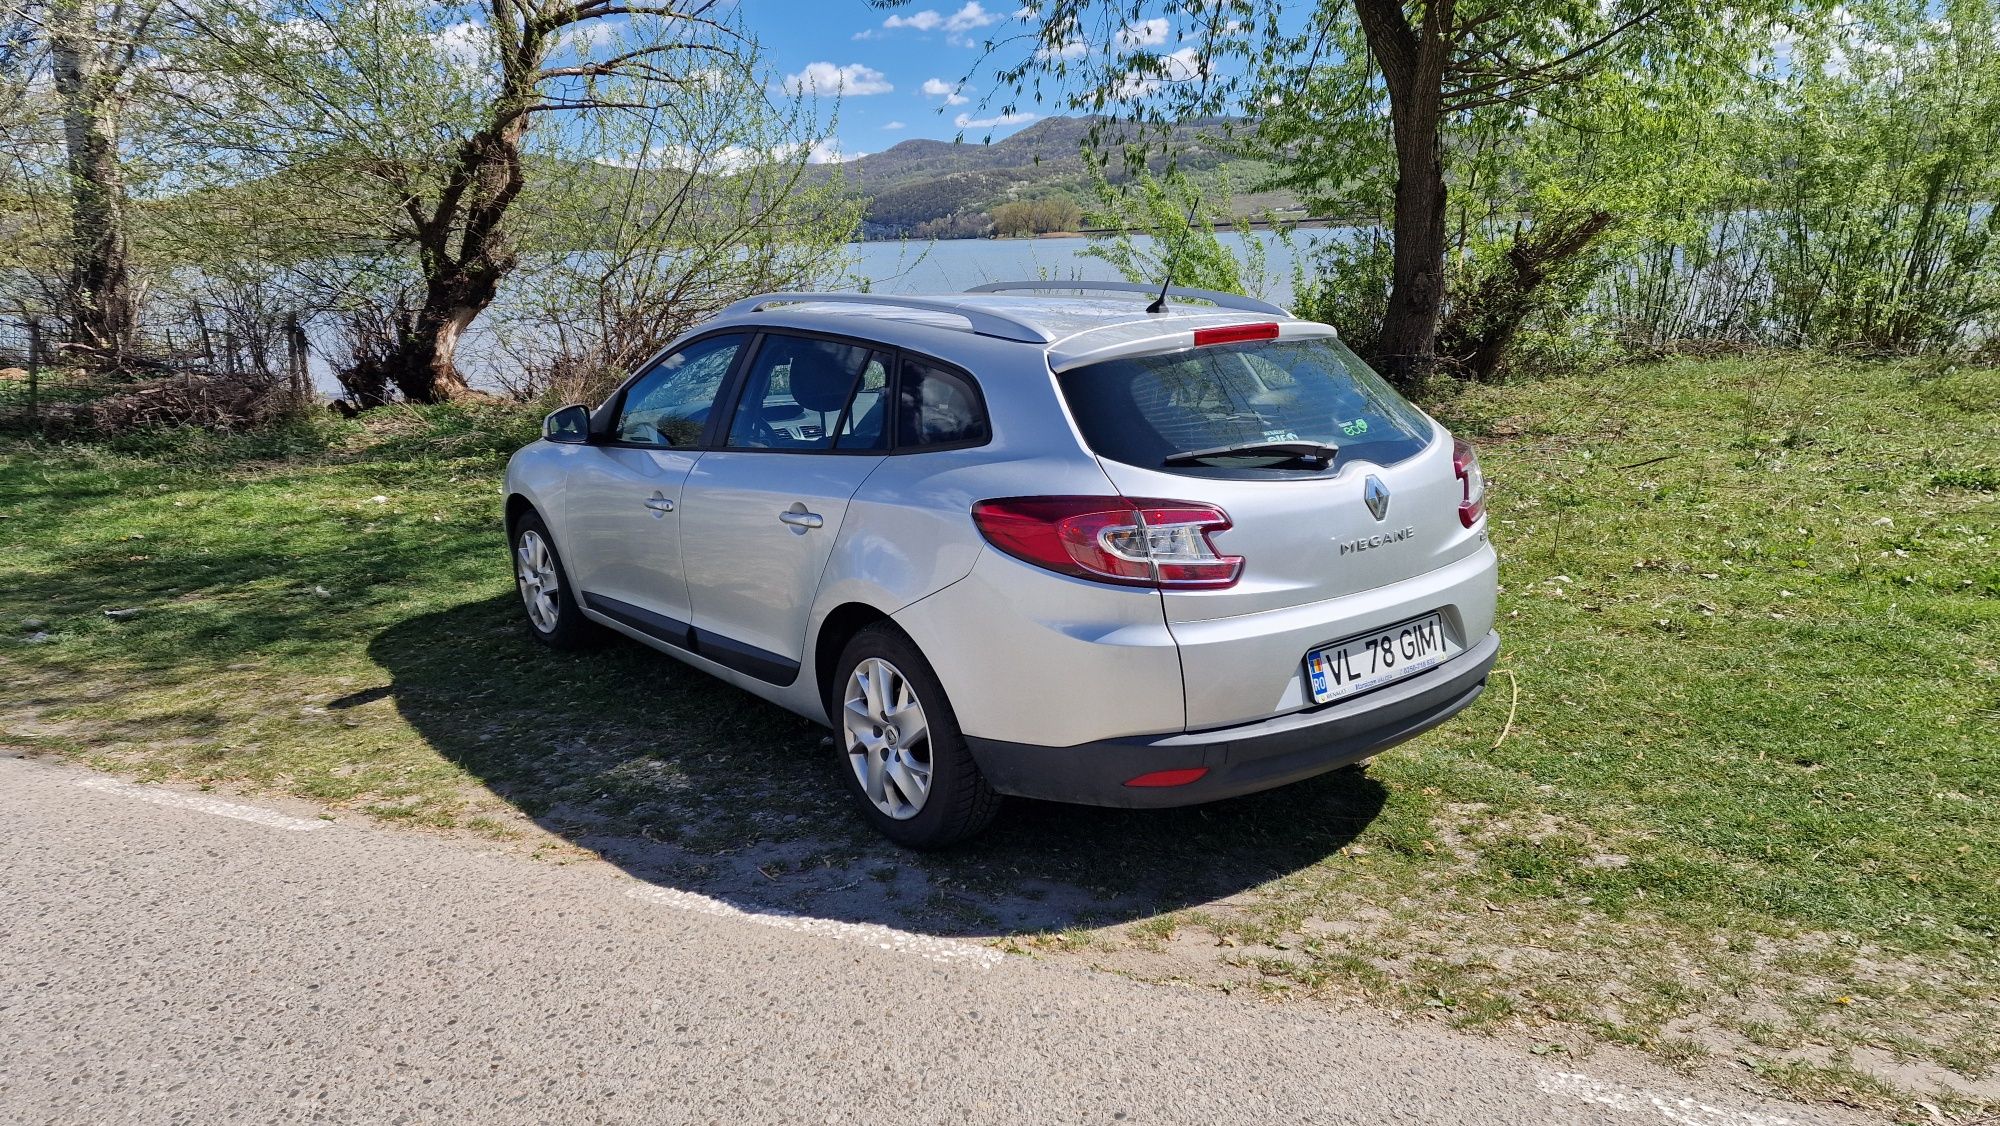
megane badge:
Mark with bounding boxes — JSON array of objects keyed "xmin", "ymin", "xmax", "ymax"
[{"xmin": 1363, "ymin": 475, "xmax": 1391, "ymax": 521}]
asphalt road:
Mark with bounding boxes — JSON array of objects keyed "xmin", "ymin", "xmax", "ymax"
[{"xmin": 0, "ymin": 753, "xmax": 1872, "ymax": 1126}]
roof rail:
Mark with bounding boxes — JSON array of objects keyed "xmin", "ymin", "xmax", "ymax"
[
  {"xmin": 963, "ymin": 280, "xmax": 1291, "ymax": 318},
  {"xmin": 717, "ymin": 292, "xmax": 1054, "ymax": 344}
]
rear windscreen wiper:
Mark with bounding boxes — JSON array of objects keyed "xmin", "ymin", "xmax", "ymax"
[{"xmin": 1162, "ymin": 441, "xmax": 1339, "ymax": 468}]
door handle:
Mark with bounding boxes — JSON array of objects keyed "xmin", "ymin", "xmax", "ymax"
[
  {"xmin": 778, "ymin": 510, "xmax": 824, "ymax": 529},
  {"xmin": 643, "ymin": 492, "xmax": 674, "ymax": 516}
]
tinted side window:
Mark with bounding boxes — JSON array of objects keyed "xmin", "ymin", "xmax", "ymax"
[
  {"xmin": 615, "ymin": 334, "xmax": 745, "ymax": 447},
  {"xmin": 725, "ymin": 337, "xmax": 887, "ymax": 451},
  {"xmin": 896, "ymin": 358, "xmax": 989, "ymax": 449}
]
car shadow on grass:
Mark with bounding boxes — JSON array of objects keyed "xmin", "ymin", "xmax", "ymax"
[{"xmin": 370, "ymin": 595, "xmax": 1388, "ymax": 939}]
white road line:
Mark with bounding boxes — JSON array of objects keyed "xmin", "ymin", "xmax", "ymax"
[
  {"xmin": 1538, "ymin": 1070, "xmax": 1801, "ymax": 1126},
  {"xmin": 625, "ymin": 884, "xmax": 1006, "ymax": 970},
  {"xmin": 74, "ymin": 778, "xmax": 330, "ymax": 832}
]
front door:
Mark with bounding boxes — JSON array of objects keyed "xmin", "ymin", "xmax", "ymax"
[
  {"xmin": 678, "ymin": 335, "xmax": 891, "ymax": 683},
  {"xmin": 564, "ymin": 332, "xmax": 747, "ymax": 640}
]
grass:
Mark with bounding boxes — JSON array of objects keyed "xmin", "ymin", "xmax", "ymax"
[{"xmin": 3, "ymin": 356, "xmax": 1997, "ymax": 1118}]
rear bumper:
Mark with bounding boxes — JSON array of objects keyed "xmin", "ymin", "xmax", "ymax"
[{"xmin": 965, "ymin": 630, "xmax": 1500, "ymax": 808}]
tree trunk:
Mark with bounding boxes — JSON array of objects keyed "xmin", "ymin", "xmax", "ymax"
[
  {"xmin": 49, "ymin": 0, "xmax": 136, "ymax": 365},
  {"xmin": 1375, "ymin": 109, "xmax": 1448, "ymax": 389},
  {"xmin": 389, "ymin": 288, "xmax": 481, "ymax": 403},
  {"xmin": 382, "ymin": 124, "xmax": 528, "ymax": 403},
  {"xmin": 1352, "ymin": 0, "xmax": 1454, "ymax": 392}
]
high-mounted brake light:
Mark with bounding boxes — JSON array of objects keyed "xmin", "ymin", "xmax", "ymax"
[
  {"xmin": 1453, "ymin": 438, "xmax": 1486, "ymax": 528},
  {"xmin": 970, "ymin": 496, "xmax": 1243, "ymax": 590},
  {"xmin": 1192, "ymin": 322, "xmax": 1281, "ymax": 348}
]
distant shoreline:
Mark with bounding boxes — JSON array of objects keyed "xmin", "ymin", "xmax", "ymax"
[{"xmin": 857, "ymin": 216, "xmax": 1368, "ymax": 243}]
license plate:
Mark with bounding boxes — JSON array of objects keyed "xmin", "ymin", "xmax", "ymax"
[{"xmin": 1305, "ymin": 613, "xmax": 1459, "ymax": 705}]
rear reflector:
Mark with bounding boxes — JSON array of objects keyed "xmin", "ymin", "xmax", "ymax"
[
  {"xmin": 1192, "ymin": 322, "xmax": 1281, "ymax": 347},
  {"xmin": 1125, "ymin": 767, "xmax": 1209, "ymax": 788}
]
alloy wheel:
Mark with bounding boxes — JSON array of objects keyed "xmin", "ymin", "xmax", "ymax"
[
  {"xmin": 515, "ymin": 529, "xmax": 561, "ymax": 633},
  {"xmin": 842, "ymin": 657, "xmax": 933, "ymax": 820}
]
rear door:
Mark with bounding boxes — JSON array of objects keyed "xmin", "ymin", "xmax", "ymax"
[
  {"xmin": 564, "ymin": 332, "xmax": 747, "ymax": 640},
  {"xmin": 677, "ymin": 334, "xmax": 891, "ymax": 684}
]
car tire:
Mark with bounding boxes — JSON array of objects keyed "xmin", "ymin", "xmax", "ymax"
[
  {"xmin": 832, "ymin": 623, "xmax": 1000, "ymax": 849},
  {"xmin": 511, "ymin": 510, "xmax": 599, "ymax": 650}
]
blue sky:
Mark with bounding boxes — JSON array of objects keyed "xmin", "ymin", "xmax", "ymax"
[{"xmin": 746, "ymin": 2, "xmax": 1107, "ymax": 162}]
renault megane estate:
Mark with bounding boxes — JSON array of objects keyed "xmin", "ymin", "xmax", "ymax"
[{"xmin": 505, "ymin": 282, "xmax": 1499, "ymax": 847}]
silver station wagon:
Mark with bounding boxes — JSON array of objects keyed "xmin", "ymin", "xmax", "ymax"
[{"xmin": 505, "ymin": 282, "xmax": 1500, "ymax": 847}]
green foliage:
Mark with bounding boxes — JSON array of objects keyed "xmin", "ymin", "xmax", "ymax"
[
  {"xmin": 990, "ymin": 197, "xmax": 1084, "ymax": 237},
  {"xmin": 1291, "ymin": 233, "xmax": 1394, "ymax": 352},
  {"xmin": 1602, "ymin": 0, "xmax": 2000, "ymax": 355},
  {"xmin": 5, "ymin": 0, "xmax": 858, "ymax": 405},
  {"xmin": 1081, "ymin": 166, "xmax": 1269, "ymax": 296},
  {"xmin": 478, "ymin": 63, "xmax": 861, "ymax": 401},
  {"xmin": 992, "ymin": 0, "xmax": 1859, "ymax": 378}
]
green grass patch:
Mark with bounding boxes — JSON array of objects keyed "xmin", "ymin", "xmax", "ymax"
[{"xmin": 2, "ymin": 356, "xmax": 1996, "ymax": 1111}]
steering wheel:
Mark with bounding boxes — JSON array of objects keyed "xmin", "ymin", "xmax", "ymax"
[{"xmin": 746, "ymin": 414, "xmax": 785, "ymax": 447}]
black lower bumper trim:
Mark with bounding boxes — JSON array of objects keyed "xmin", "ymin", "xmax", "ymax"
[
  {"xmin": 965, "ymin": 630, "xmax": 1500, "ymax": 809},
  {"xmin": 581, "ymin": 591, "xmax": 799, "ymax": 687}
]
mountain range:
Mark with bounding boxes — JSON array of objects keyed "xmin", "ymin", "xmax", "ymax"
[{"xmin": 824, "ymin": 115, "xmax": 1302, "ymax": 239}]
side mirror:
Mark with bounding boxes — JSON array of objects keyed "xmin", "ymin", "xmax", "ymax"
[{"xmin": 543, "ymin": 404, "xmax": 591, "ymax": 445}]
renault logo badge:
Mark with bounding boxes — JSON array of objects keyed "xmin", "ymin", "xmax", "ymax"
[{"xmin": 1363, "ymin": 475, "xmax": 1391, "ymax": 521}]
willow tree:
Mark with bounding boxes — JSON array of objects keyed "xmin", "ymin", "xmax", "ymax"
[
  {"xmin": 166, "ymin": 0, "xmax": 754, "ymax": 401},
  {"xmin": 6, "ymin": 0, "xmax": 163, "ymax": 363},
  {"xmin": 480, "ymin": 59, "xmax": 862, "ymax": 402},
  {"xmin": 983, "ymin": 0, "xmax": 1801, "ymax": 385}
]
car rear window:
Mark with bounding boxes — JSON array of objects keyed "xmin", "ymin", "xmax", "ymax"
[{"xmin": 1058, "ymin": 335, "xmax": 1434, "ymax": 473}]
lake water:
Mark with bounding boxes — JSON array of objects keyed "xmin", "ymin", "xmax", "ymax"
[
  {"xmin": 842, "ymin": 231, "xmax": 1321, "ymax": 303},
  {"xmin": 311, "ymin": 230, "xmax": 1338, "ymax": 396}
]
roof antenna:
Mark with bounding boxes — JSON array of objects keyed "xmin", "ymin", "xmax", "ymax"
[{"xmin": 1145, "ymin": 197, "xmax": 1203, "ymax": 314}]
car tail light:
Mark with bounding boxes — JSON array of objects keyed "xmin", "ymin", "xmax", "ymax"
[
  {"xmin": 970, "ymin": 496, "xmax": 1243, "ymax": 590},
  {"xmin": 1192, "ymin": 322, "xmax": 1281, "ymax": 347},
  {"xmin": 1453, "ymin": 438, "xmax": 1486, "ymax": 528}
]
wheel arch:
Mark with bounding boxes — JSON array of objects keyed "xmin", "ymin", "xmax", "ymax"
[
  {"xmin": 504, "ymin": 492, "xmax": 538, "ymax": 538},
  {"xmin": 811, "ymin": 602, "xmax": 898, "ymax": 721}
]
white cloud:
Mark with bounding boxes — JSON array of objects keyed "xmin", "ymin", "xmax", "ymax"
[
  {"xmin": 433, "ymin": 20, "xmax": 488, "ymax": 66},
  {"xmin": 272, "ymin": 18, "xmax": 338, "ymax": 52},
  {"xmin": 1035, "ymin": 39, "xmax": 1087, "ymax": 59},
  {"xmin": 1012, "ymin": 5, "xmax": 1037, "ymax": 18},
  {"xmin": 882, "ymin": 120, "xmax": 907, "ymax": 130},
  {"xmin": 921, "ymin": 77, "xmax": 970, "ymax": 105},
  {"xmin": 1162, "ymin": 45, "xmax": 1206, "ymax": 78},
  {"xmin": 782, "ymin": 61, "xmax": 894, "ymax": 96},
  {"xmin": 612, "ymin": 137, "xmax": 866, "ymax": 171},
  {"xmin": 808, "ymin": 138, "xmax": 868, "ymax": 164},
  {"xmin": 944, "ymin": 2, "xmax": 1000, "ymax": 32},
  {"xmin": 884, "ymin": 9, "xmax": 944, "ymax": 30},
  {"xmin": 609, "ymin": 143, "xmax": 780, "ymax": 173},
  {"xmin": 954, "ymin": 110, "xmax": 1036, "ymax": 128},
  {"xmin": 851, "ymin": 28, "xmax": 880, "ymax": 40},
  {"xmin": 884, "ymin": 3, "xmax": 999, "ymax": 43},
  {"xmin": 1116, "ymin": 17, "xmax": 1170, "ymax": 48},
  {"xmin": 557, "ymin": 19, "xmax": 623, "ymax": 56},
  {"xmin": 1109, "ymin": 45, "xmax": 1206, "ymax": 97}
]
